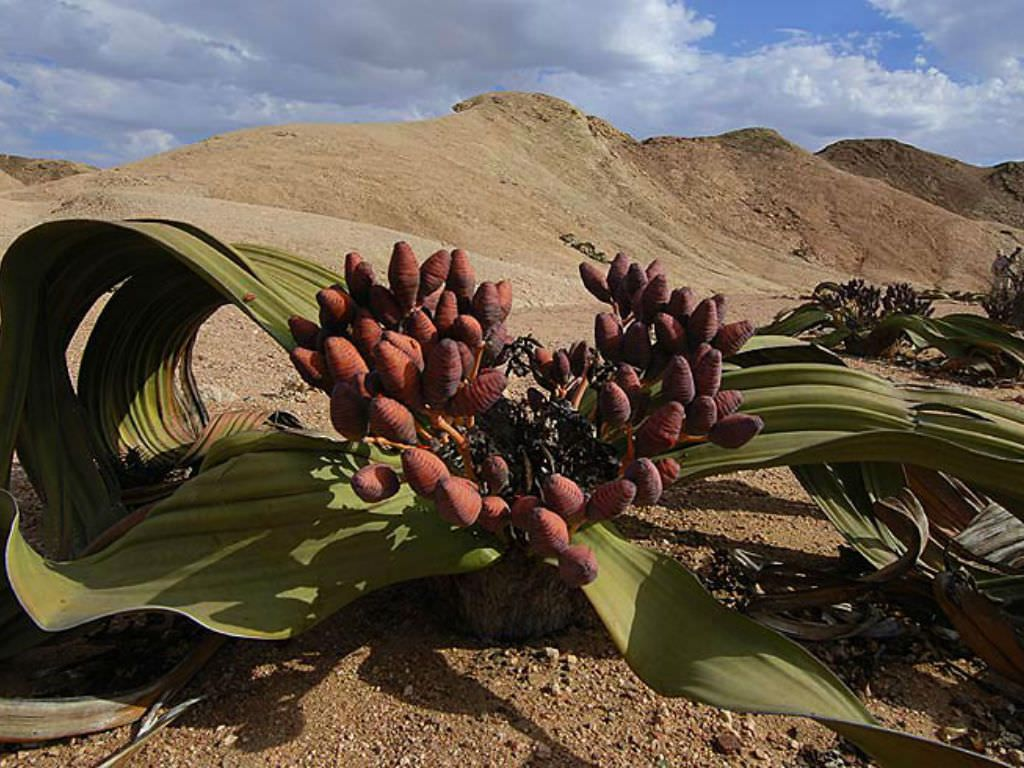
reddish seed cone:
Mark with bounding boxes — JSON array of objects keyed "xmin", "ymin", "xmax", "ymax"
[
  {"xmin": 645, "ymin": 258, "xmax": 666, "ymax": 280},
  {"xmin": 478, "ymin": 495, "xmax": 510, "ymax": 533},
  {"xmin": 450, "ymin": 368, "xmax": 507, "ymax": 416},
  {"xmin": 693, "ymin": 347, "xmax": 723, "ymax": 398},
  {"xmin": 495, "ymin": 280, "xmax": 513, "ymax": 320},
  {"xmin": 654, "ymin": 458, "xmax": 681, "ymax": 486},
  {"xmin": 689, "ymin": 342, "xmax": 712, "ymax": 373},
  {"xmin": 586, "ymin": 478, "xmax": 637, "ymax": 521},
  {"xmin": 323, "ymin": 335, "xmax": 369, "ymax": 384},
  {"xmin": 623, "ymin": 262, "xmax": 648, "ymax": 297},
  {"xmin": 624, "ymin": 458, "xmax": 663, "ymax": 505},
  {"xmin": 709, "ymin": 413, "xmax": 764, "ymax": 448},
  {"xmin": 622, "ymin": 321, "xmax": 652, "ymax": 370},
  {"xmin": 713, "ymin": 320, "xmax": 755, "ymax": 358},
  {"xmin": 668, "ymin": 286, "xmax": 697, "ymax": 321},
  {"xmin": 712, "ymin": 293, "xmax": 728, "ymax": 323},
  {"xmin": 350, "ymin": 309, "xmax": 383, "ymax": 359},
  {"xmin": 472, "ymin": 281, "xmax": 503, "ymax": 330},
  {"xmin": 344, "ymin": 251, "xmax": 363, "ymax": 288},
  {"xmin": 419, "ymin": 249, "xmax": 452, "ymax": 299},
  {"xmin": 317, "ymin": 286, "xmax": 354, "ymax": 329},
  {"xmin": 290, "ymin": 347, "xmax": 329, "ymax": 388},
  {"xmin": 510, "ymin": 494, "xmax": 541, "ymax": 530},
  {"xmin": 434, "ymin": 290, "xmax": 459, "ymax": 335},
  {"xmin": 528, "ymin": 507, "xmax": 570, "ymax": 556},
  {"xmin": 686, "ymin": 395, "xmax": 717, "ymax": 435},
  {"xmin": 713, "ymin": 389, "xmax": 744, "ymax": 418},
  {"xmin": 579, "ymin": 262, "xmax": 611, "ymax": 302},
  {"xmin": 288, "ymin": 315, "xmax": 320, "ymax": 349},
  {"xmin": 551, "ymin": 350, "xmax": 572, "ymax": 385},
  {"xmin": 348, "ymin": 261, "xmax": 376, "ymax": 305},
  {"xmin": 687, "ymin": 298, "xmax": 719, "ymax": 346},
  {"xmin": 330, "ymin": 381, "xmax": 368, "ymax": 439},
  {"xmin": 423, "ymin": 338, "xmax": 463, "ymax": 407},
  {"xmin": 558, "ymin": 545, "xmax": 599, "ymax": 587},
  {"xmin": 638, "ymin": 274, "xmax": 670, "ymax": 323},
  {"xmin": 382, "ymin": 330, "xmax": 424, "ymax": 370},
  {"xmin": 351, "ymin": 464, "xmax": 401, "ymax": 503},
  {"xmin": 451, "ymin": 314, "xmax": 484, "ymax": 348},
  {"xmin": 595, "ymin": 313, "xmax": 623, "ymax": 361},
  {"xmin": 635, "ymin": 401, "xmax": 685, "ymax": 457},
  {"xmin": 653, "ymin": 312, "xmax": 686, "ymax": 354},
  {"xmin": 542, "ymin": 474, "xmax": 586, "ymax": 520},
  {"xmin": 368, "ymin": 396, "xmax": 418, "ymax": 444},
  {"xmin": 404, "ymin": 308, "xmax": 439, "ymax": 347},
  {"xmin": 369, "ymin": 285, "xmax": 403, "ymax": 328},
  {"xmin": 606, "ymin": 252, "xmax": 630, "ymax": 296},
  {"xmin": 374, "ymin": 339, "xmax": 421, "ymax": 403},
  {"xmin": 434, "ymin": 477, "xmax": 482, "ymax": 527},
  {"xmin": 447, "ymin": 248, "xmax": 476, "ymax": 301},
  {"xmin": 388, "ymin": 241, "xmax": 420, "ymax": 313},
  {"xmin": 480, "ymin": 454, "xmax": 510, "ymax": 493},
  {"xmin": 401, "ymin": 447, "xmax": 450, "ymax": 496},
  {"xmin": 615, "ymin": 363, "xmax": 642, "ymax": 394},
  {"xmin": 598, "ymin": 381, "xmax": 631, "ymax": 427},
  {"xmin": 663, "ymin": 355, "xmax": 695, "ymax": 405},
  {"xmin": 455, "ymin": 341, "xmax": 475, "ymax": 380}
]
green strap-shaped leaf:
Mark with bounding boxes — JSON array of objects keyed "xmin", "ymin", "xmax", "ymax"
[
  {"xmin": 579, "ymin": 523, "xmax": 1005, "ymax": 768},
  {"xmin": 5, "ymin": 433, "xmax": 501, "ymax": 639}
]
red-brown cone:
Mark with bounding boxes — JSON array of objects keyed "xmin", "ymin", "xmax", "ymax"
[
  {"xmin": 528, "ymin": 507, "xmax": 570, "ymax": 556},
  {"xmin": 606, "ymin": 252, "xmax": 629, "ymax": 292},
  {"xmin": 434, "ymin": 477, "xmax": 482, "ymax": 527},
  {"xmin": 348, "ymin": 261, "xmax": 376, "ymax": 305},
  {"xmin": 369, "ymin": 285, "xmax": 403, "ymax": 328},
  {"xmin": 351, "ymin": 464, "xmax": 400, "ymax": 503},
  {"xmin": 709, "ymin": 413, "xmax": 764, "ymax": 448},
  {"xmin": 645, "ymin": 258, "xmax": 666, "ymax": 280},
  {"xmin": 480, "ymin": 454, "xmax": 510, "ymax": 493},
  {"xmin": 451, "ymin": 314, "xmax": 484, "ymax": 348},
  {"xmin": 324, "ymin": 335, "xmax": 369, "ymax": 384},
  {"xmin": 713, "ymin": 320, "xmax": 755, "ymax": 358},
  {"xmin": 450, "ymin": 368, "xmax": 507, "ymax": 416},
  {"xmin": 638, "ymin": 274, "xmax": 670, "ymax": 322},
  {"xmin": 510, "ymin": 495, "xmax": 541, "ymax": 530},
  {"xmin": 495, "ymin": 280, "xmax": 513, "ymax": 320},
  {"xmin": 290, "ymin": 347, "xmax": 329, "ymax": 388},
  {"xmin": 687, "ymin": 298, "xmax": 719, "ymax": 346},
  {"xmin": 368, "ymin": 395, "xmax": 418, "ymax": 444},
  {"xmin": 595, "ymin": 313, "xmax": 623, "ymax": 361},
  {"xmin": 693, "ymin": 348, "xmax": 723, "ymax": 397},
  {"xmin": 447, "ymin": 248, "xmax": 475, "ymax": 301},
  {"xmin": 288, "ymin": 315, "xmax": 320, "ymax": 349},
  {"xmin": 579, "ymin": 262, "xmax": 611, "ymax": 302},
  {"xmin": 622, "ymin": 321, "xmax": 651, "ymax": 370},
  {"xmin": 542, "ymin": 474, "xmax": 585, "ymax": 520},
  {"xmin": 478, "ymin": 496, "xmax": 510, "ymax": 533},
  {"xmin": 419, "ymin": 249, "xmax": 451, "ymax": 299},
  {"xmin": 624, "ymin": 262, "xmax": 648, "ymax": 296},
  {"xmin": 635, "ymin": 401, "xmax": 684, "ymax": 457},
  {"xmin": 551, "ymin": 350, "xmax": 572, "ymax": 385},
  {"xmin": 329, "ymin": 380, "xmax": 368, "ymax": 439},
  {"xmin": 388, "ymin": 241, "xmax": 420, "ymax": 313},
  {"xmin": 653, "ymin": 312, "xmax": 686, "ymax": 354},
  {"xmin": 401, "ymin": 447, "xmax": 450, "ymax": 496},
  {"xmin": 624, "ymin": 458, "xmax": 663, "ymax": 505},
  {"xmin": 350, "ymin": 309, "xmax": 383, "ymax": 359},
  {"xmin": 586, "ymin": 478, "xmax": 637, "ymax": 521},
  {"xmin": 712, "ymin": 293, "xmax": 728, "ymax": 323},
  {"xmin": 654, "ymin": 458, "xmax": 681, "ymax": 486},
  {"xmin": 423, "ymin": 338, "xmax": 463, "ymax": 407},
  {"xmin": 599, "ymin": 381, "xmax": 631, "ymax": 427},
  {"xmin": 374, "ymin": 340, "xmax": 421, "ymax": 403},
  {"xmin": 714, "ymin": 389, "xmax": 744, "ymax": 418},
  {"xmin": 558, "ymin": 545, "xmax": 598, "ymax": 587},
  {"xmin": 472, "ymin": 282, "xmax": 503, "ymax": 330},
  {"xmin": 568, "ymin": 341, "xmax": 590, "ymax": 377},
  {"xmin": 344, "ymin": 251, "xmax": 363, "ymax": 289},
  {"xmin": 663, "ymin": 355, "xmax": 695, "ymax": 404},
  {"xmin": 668, "ymin": 286, "xmax": 697, "ymax": 321},
  {"xmin": 455, "ymin": 341, "xmax": 475, "ymax": 379},
  {"xmin": 317, "ymin": 285, "xmax": 354, "ymax": 329},
  {"xmin": 382, "ymin": 330, "xmax": 424, "ymax": 370},
  {"xmin": 689, "ymin": 342, "xmax": 712, "ymax": 373},
  {"xmin": 685, "ymin": 395, "xmax": 717, "ymax": 435},
  {"xmin": 404, "ymin": 308, "xmax": 439, "ymax": 347},
  {"xmin": 433, "ymin": 290, "xmax": 459, "ymax": 335}
]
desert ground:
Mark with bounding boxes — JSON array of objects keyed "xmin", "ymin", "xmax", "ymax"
[{"xmin": 1, "ymin": 91, "xmax": 1023, "ymax": 767}]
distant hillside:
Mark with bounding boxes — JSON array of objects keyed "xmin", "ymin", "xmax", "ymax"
[
  {"xmin": 5, "ymin": 92, "xmax": 1020, "ymax": 298},
  {"xmin": 0, "ymin": 153, "xmax": 96, "ymax": 186},
  {"xmin": 819, "ymin": 139, "xmax": 1024, "ymax": 230}
]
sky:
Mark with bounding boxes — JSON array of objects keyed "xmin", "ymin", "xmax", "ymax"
[{"xmin": 0, "ymin": 0, "xmax": 1021, "ymax": 167}]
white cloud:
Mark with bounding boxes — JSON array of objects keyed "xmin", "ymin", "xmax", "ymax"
[{"xmin": 0, "ymin": 0, "xmax": 1021, "ymax": 166}]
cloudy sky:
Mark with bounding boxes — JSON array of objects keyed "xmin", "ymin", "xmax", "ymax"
[{"xmin": 0, "ymin": 0, "xmax": 1020, "ymax": 166}]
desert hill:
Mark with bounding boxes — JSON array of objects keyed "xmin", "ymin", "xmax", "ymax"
[
  {"xmin": 2, "ymin": 92, "xmax": 1021, "ymax": 304},
  {"xmin": 819, "ymin": 139, "xmax": 1024, "ymax": 230},
  {"xmin": 0, "ymin": 153, "xmax": 96, "ymax": 186},
  {"xmin": 0, "ymin": 168, "xmax": 22, "ymax": 191}
]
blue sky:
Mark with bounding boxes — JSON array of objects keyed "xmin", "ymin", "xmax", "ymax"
[{"xmin": 0, "ymin": 1, "xmax": 1021, "ymax": 166}]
